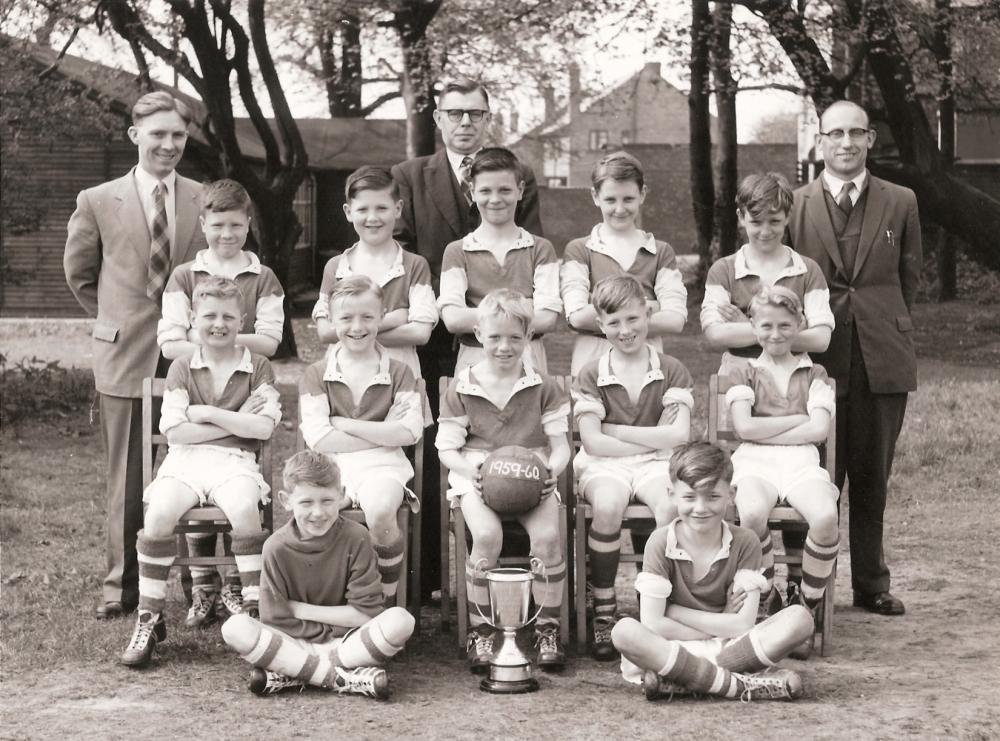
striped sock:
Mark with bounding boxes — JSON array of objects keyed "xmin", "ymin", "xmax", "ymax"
[
  {"xmin": 137, "ymin": 531, "xmax": 176, "ymax": 614},
  {"xmin": 466, "ymin": 559, "xmax": 493, "ymax": 630},
  {"xmin": 587, "ymin": 527, "xmax": 621, "ymax": 621},
  {"xmin": 185, "ymin": 533, "xmax": 221, "ymax": 595},
  {"xmin": 334, "ymin": 607, "xmax": 414, "ymax": 668},
  {"xmin": 231, "ymin": 531, "xmax": 268, "ymax": 608},
  {"xmin": 240, "ymin": 618, "xmax": 336, "ymax": 687},
  {"xmin": 801, "ymin": 534, "xmax": 839, "ymax": 606},
  {"xmin": 716, "ymin": 630, "xmax": 775, "ymax": 672},
  {"xmin": 221, "ymin": 533, "xmax": 240, "ymax": 590},
  {"xmin": 657, "ymin": 642, "xmax": 741, "ymax": 698},
  {"xmin": 373, "ymin": 536, "xmax": 405, "ymax": 603},
  {"xmin": 533, "ymin": 558, "xmax": 566, "ymax": 632},
  {"xmin": 760, "ymin": 532, "xmax": 775, "ymax": 592}
]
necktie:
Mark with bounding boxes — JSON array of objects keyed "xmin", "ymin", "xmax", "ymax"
[
  {"xmin": 836, "ymin": 181, "xmax": 855, "ymax": 215},
  {"xmin": 459, "ymin": 155, "xmax": 473, "ymax": 207},
  {"xmin": 147, "ymin": 182, "xmax": 171, "ymax": 300}
]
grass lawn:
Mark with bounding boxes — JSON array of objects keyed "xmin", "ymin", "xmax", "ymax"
[{"xmin": 2, "ymin": 302, "xmax": 999, "ymax": 740}]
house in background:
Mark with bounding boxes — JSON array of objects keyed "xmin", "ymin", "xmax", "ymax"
[{"xmin": 1, "ymin": 37, "xmax": 406, "ymax": 318}]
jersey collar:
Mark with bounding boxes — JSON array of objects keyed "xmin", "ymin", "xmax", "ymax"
[
  {"xmin": 664, "ymin": 518, "xmax": 734, "ymax": 564},
  {"xmin": 733, "ymin": 244, "xmax": 806, "ymax": 281},
  {"xmin": 190, "ymin": 249, "xmax": 262, "ymax": 277},
  {"xmin": 586, "ymin": 224, "xmax": 658, "ymax": 257},
  {"xmin": 596, "ymin": 344, "xmax": 664, "ymax": 389},
  {"xmin": 322, "ymin": 343, "xmax": 392, "ymax": 386},
  {"xmin": 189, "ymin": 346, "xmax": 254, "ymax": 373},
  {"xmin": 461, "ymin": 228, "xmax": 534, "ymax": 253},
  {"xmin": 748, "ymin": 352, "xmax": 814, "ymax": 371},
  {"xmin": 334, "ymin": 242, "xmax": 407, "ymax": 286},
  {"xmin": 454, "ymin": 361, "xmax": 543, "ymax": 405}
]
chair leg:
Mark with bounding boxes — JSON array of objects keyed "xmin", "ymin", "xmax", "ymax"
[
  {"xmin": 410, "ymin": 508, "xmax": 422, "ymax": 631},
  {"xmin": 820, "ymin": 559, "xmax": 836, "ymax": 656},
  {"xmin": 440, "ymin": 494, "xmax": 451, "ymax": 633},
  {"xmin": 559, "ymin": 505, "xmax": 569, "ymax": 646},
  {"xmin": 396, "ymin": 507, "xmax": 409, "ymax": 618},
  {"xmin": 575, "ymin": 505, "xmax": 588, "ymax": 649},
  {"xmin": 176, "ymin": 533, "xmax": 193, "ymax": 606},
  {"xmin": 455, "ymin": 508, "xmax": 468, "ymax": 651}
]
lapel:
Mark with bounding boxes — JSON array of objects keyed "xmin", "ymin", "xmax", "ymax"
[
  {"xmin": 174, "ymin": 175, "xmax": 200, "ymax": 264},
  {"xmin": 113, "ymin": 169, "xmax": 152, "ymax": 263},
  {"xmin": 802, "ymin": 178, "xmax": 845, "ymax": 277},
  {"xmin": 854, "ymin": 176, "xmax": 888, "ymax": 281},
  {"xmin": 423, "ymin": 149, "xmax": 463, "ymax": 238}
]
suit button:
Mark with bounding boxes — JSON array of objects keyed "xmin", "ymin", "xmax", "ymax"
[{"xmin": 848, "ymin": 287, "xmax": 856, "ymax": 294}]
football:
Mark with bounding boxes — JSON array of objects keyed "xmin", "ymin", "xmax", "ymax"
[{"xmin": 479, "ymin": 446, "xmax": 549, "ymax": 514}]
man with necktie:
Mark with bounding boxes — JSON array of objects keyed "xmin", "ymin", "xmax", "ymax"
[{"xmin": 65, "ymin": 91, "xmax": 207, "ymax": 620}]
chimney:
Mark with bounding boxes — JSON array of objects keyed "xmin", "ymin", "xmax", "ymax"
[
  {"xmin": 509, "ymin": 111, "xmax": 519, "ymax": 133},
  {"xmin": 569, "ymin": 63, "xmax": 582, "ymax": 122},
  {"xmin": 541, "ymin": 84, "xmax": 557, "ymax": 122},
  {"xmin": 642, "ymin": 62, "xmax": 662, "ymax": 81}
]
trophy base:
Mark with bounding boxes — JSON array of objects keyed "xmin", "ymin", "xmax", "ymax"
[{"xmin": 480, "ymin": 676, "xmax": 539, "ymax": 694}]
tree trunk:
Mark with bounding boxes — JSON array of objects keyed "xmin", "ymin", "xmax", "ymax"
[
  {"xmin": 251, "ymin": 196, "xmax": 301, "ymax": 357},
  {"xmin": 394, "ymin": 1, "xmax": 442, "ymax": 159},
  {"xmin": 932, "ymin": 0, "xmax": 956, "ymax": 301},
  {"xmin": 689, "ymin": 0, "xmax": 716, "ymax": 290},
  {"xmin": 711, "ymin": 2, "xmax": 739, "ymax": 258}
]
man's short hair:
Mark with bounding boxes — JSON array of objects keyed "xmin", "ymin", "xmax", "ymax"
[
  {"xmin": 669, "ymin": 441, "xmax": 733, "ymax": 490},
  {"xmin": 437, "ymin": 77, "xmax": 491, "ymax": 107},
  {"xmin": 345, "ymin": 165, "xmax": 400, "ymax": 201},
  {"xmin": 818, "ymin": 100, "xmax": 870, "ymax": 129},
  {"xmin": 328, "ymin": 274, "xmax": 384, "ymax": 311},
  {"xmin": 192, "ymin": 275, "xmax": 243, "ymax": 310},
  {"xmin": 591, "ymin": 274, "xmax": 646, "ymax": 316},
  {"xmin": 132, "ymin": 91, "xmax": 193, "ymax": 126},
  {"xmin": 469, "ymin": 147, "xmax": 522, "ymax": 182},
  {"xmin": 477, "ymin": 288, "xmax": 532, "ymax": 333},
  {"xmin": 735, "ymin": 172, "xmax": 793, "ymax": 219},
  {"xmin": 201, "ymin": 179, "xmax": 252, "ymax": 215},
  {"xmin": 283, "ymin": 450, "xmax": 342, "ymax": 492},
  {"xmin": 748, "ymin": 285, "xmax": 804, "ymax": 321},
  {"xmin": 591, "ymin": 150, "xmax": 645, "ymax": 192}
]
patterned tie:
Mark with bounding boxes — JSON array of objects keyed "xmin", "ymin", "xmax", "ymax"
[
  {"xmin": 147, "ymin": 182, "xmax": 171, "ymax": 300},
  {"xmin": 459, "ymin": 155, "xmax": 474, "ymax": 207},
  {"xmin": 836, "ymin": 181, "xmax": 855, "ymax": 215}
]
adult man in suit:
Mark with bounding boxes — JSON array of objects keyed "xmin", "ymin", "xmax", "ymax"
[
  {"xmin": 787, "ymin": 100, "xmax": 921, "ymax": 616},
  {"xmin": 391, "ymin": 77, "xmax": 544, "ymax": 599},
  {"xmin": 65, "ymin": 91, "xmax": 206, "ymax": 620}
]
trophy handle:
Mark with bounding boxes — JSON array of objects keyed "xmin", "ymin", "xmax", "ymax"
[
  {"xmin": 471, "ymin": 558, "xmax": 496, "ymax": 628},
  {"xmin": 526, "ymin": 557, "xmax": 549, "ymax": 626}
]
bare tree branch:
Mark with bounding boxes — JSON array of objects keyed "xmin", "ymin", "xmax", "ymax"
[{"xmin": 38, "ymin": 25, "xmax": 79, "ymax": 80}]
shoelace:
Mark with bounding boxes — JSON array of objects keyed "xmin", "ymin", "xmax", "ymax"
[
  {"xmin": 468, "ymin": 632, "xmax": 494, "ymax": 658},
  {"xmin": 220, "ymin": 585, "xmax": 243, "ymax": 613},
  {"xmin": 593, "ymin": 621, "xmax": 614, "ymax": 644},
  {"xmin": 127, "ymin": 616, "xmax": 157, "ymax": 650},
  {"xmin": 189, "ymin": 592, "xmax": 213, "ymax": 619},
  {"xmin": 262, "ymin": 671, "xmax": 304, "ymax": 695},
  {"xmin": 535, "ymin": 630, "xmax": 559, "ymax": 654},
  {"xmin": 336, "ymin": 667, "xmax": 383, "ymax": 697},
  {"xmin": 737, "ymin": 672, "xmax": 789, "ymax": 702}
]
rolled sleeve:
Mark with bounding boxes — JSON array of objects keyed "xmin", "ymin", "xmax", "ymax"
[
  {"xmin": 725, "ymin": 384, "xmax": 755, "ymax": 409},
  {"xmin": 532, "ymin": 260, "xmax": 563, "ymax": 315},
  {"xmin": 653, "ymin": 265, "xmax": 688, "ymax": 323},
  {"xmin": 158, "ymin": 288, "xmax": 192, "ymax": 346},
  {"xmin": 634, "ymin": 571, "xmax": 673, "ymax": 600},
  {"xmin": 732, "ymin": 569, "xmax": 768, "ymax": 594},
  {"xmin": 253, "ymin": 294, "xmax": 285, "ymax": 343},
  {"xmin": 253, "ymin": 382, "xmax": 282, "ymax": 427},
  {"xmin": 541, "ymin": 400, "xmax": 571, "ymax": 436},
  {"xmin": 662, "ymin": 387, "xmax": 695, "ymax": 411},
  {"xmin": 571, "ymin": 390, "xmax": 606, "ymax": 421},
  {"xmin": 699, "ymin": 284, "xmax": 732, "ymax": 330},
  {"xmin": 435, "ymin": 418, "xmax": 469, "ymax": 452},
  {"xmin": 560, "ymin": 254, "xmax": 591, "ymax": 320},
  {"xmin": 803, "ymin": 288, "xmax": 835, "ymax": 330},
  {"xmin": 159, "ymin": 387, "xmax": 190, "ymax": 434},
  {"xmin": 807, "ymin": 378, "xmax": 836, "ymax": 416},
  {"xmin": 393, "ymin": 389, "xmax": 425, "ymax": 441},
  {"xmin": 299, "ymin": 393, "xmax": 334, "ymax": 449},
  {"xmin": 311, "ymin": 292, "xmax": 330, "ymax": 322},
  {"xmin": 407, "ymin": 283, "xmax": 439, "ymax": 325},
  {"xmin": 437, "ymin": 266, "xmax": 469, "ymax": 311}
]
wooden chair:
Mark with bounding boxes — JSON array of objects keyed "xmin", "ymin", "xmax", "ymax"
[
  {"xmin": 438, "ymin": 376, "xmax": 574, "ymax": 649},
  {"xmin": 294, "ymin": 379, "xmax": 425, "ymax": 625},
  {"xmin": 141, "ymin": 377, "xmax": 273, "ymax": 604},
  {"xmin": 708, "ymin": 373, "xmax": 837, "ymax": 656}
]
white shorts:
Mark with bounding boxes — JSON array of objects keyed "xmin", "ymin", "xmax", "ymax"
[
  {"xmin": 732, "ymin": 443, "xmax": 838, "ymax": 503},
  {"xmin": 455, "ymin": 339, "xmax": 548, "ymax": 375},
  {"xmin": 325, "ymin": 448, "xmax": 417, "ymax": 511},
  {"xmin": 149, "ymin": 445, "xmax": 270, "ymax": 506},
  {"xmin": 445, "ymin": 448, "xmax": 559, "ymax": 507},
  {"xmin": 570, "ymin": 335, "xmax": 664, "ymax": 376},
  {"xmin": 620, "ymin": 634, "xmax": 742, "ymax": 685},
  {"xmin": 576, "ymin": 451, "xmax": 671, "ymax": 500}
]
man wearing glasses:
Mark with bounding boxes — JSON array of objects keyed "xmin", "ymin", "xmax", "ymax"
[
  {"xmin": 787, "ymin": 100, "xmax": 921, "ymax": 617},
  {"xmin": 391, "ymin": 77, "xmax": 543, "ymax": 601}
]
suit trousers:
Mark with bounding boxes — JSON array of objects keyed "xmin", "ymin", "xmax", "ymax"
[{"xmin": 836, "ymin": 326, "xmax": 908, "ymax": 596}]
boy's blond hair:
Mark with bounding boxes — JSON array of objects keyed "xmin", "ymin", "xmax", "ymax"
[
  {"xmin": 476, "ymin": 288, "xmax": 532, "ymax": 333},
  {"xmin": 669, "ymin": 441, "xmax": 733, "ymax": 491},
  {"xmin": 591, "ymin": 150, "xmax": 644, "ymax": 191},
  {"xmin": 592, "ymin": 274, "xmax": 646, "ymax": 316},
  {"xmin": 192, "ymin": 275, "xmax": 243, "ymax": 310},
  {"xmin": 201, "ymin": 179, "xmax": 252, "ymax": 215},
  {"xmin": 328, "ymin": 275, "xmax": 384, "ymax": 311},
  {"xmin": 282, "ymin": 450, "xmax": 342, "ymax": 492},
  {"xmin": 735, "ymin": 172, "xmax": 794, "ymax": 219},
  {"xmin": 748, "ymin": 285, "xmax": 804, "ymax": 321}
]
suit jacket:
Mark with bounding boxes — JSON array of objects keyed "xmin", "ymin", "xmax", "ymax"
[
  {"xmin": 787, "ymin": 174, "xmax": 921, "ymax": 395},
  {"xmin": 64, "ymin": 169, "xmax": 206, "ymax": 398},
  {"xmin": 391, "ymin": 149, "xmax": 544, "ymax": 287}
]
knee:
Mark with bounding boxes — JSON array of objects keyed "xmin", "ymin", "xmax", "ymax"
[
  {"xmin": 653, "ymin": 499, "xmax": 677, "ymax": 526},
  {"xmin": 589, "ymin": 497, "xmax": 626, "ymax": 530},
  {"xmin": 470, "ymin": 526, "xmax": 502, "ymax": 562},
  {"xmin": 531, "ymin": 528, "xmax": 562, "ymax": 563},
  {"xmin": 363, "ymin": 506, "xmax": 398, "ymax": 538},
  {"xmin": 610, "ymin": 617, "xmax": 641, "ymax": 651},
  {"xmin": 143, "ymin": 504, "xmax": 179, "ymax": 538},
  {"xmin": 379, "ymin": 606, "xmax": 415, "ymax": 644},
  {"xmin": 783, "ymin": 604, "xmax": 815, "ymax": 641},
  {"xmin": 221, "ymin": 613, "xmax": 259, "ymax": 653},
  {"xmin": 736, "ymin": 507, "xmax": 768, "ymax": 537},
  {"xmin": 226, "ymin": 501, "xmax": 263, "ymax": 534},
  {"xmin": 810, "ymin": 510, "xmax": 840, "ymax": 542}
]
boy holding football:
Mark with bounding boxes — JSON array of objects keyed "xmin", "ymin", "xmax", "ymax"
[{"xmin": 437, "ymin": 289, "xmax": 571, "ymax": 672}]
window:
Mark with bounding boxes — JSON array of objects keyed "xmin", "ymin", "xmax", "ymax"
[
  {"xmin": 293, "ymin": 174, "xmax": 315, "ymax": 250},
  {"xmin": 621, "ymin": 130, "xmax": 632, "ymax": 145},
  {"xmin": 543, "ymin": 136, "xmax": 570, "ymax": 187},
  {"xmin": 589, "ymin": 129, "xmax": 608, "ymax": 151}
]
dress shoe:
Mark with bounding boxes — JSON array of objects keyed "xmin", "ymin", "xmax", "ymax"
[
  {"xmin": 95, "ymin": 600, "xmax": 136, "ymax": 620},
  {"xmin": 853, "ymin": 591, "xmax": 905, "ymax": 615}
]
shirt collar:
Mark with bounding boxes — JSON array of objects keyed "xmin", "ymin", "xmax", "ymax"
[
  {"xmin": 447, "ymin": 148, "xmax": 481, "ymax": 180},
  {"xmin": 461, "ymin": 228, "xmax": 534, "ymax": 253},
  {"xmin": 454, "ymin": 361, "xmax": 543, "ymax": 404},
  {"xmin": 586, "ymin": 224, "xmax": 658, "ymax": 257},
  {"xmin": 189, "ymin": 346, "xmax": 254, "ymax": 373},
  {"xmin": 334, "ymin": 242, "xmax": 407, "ymax": 286},
  {"xmin": 596, "ymin": 344, "xmax": 664, "ymax": 389},
  {"xmin": 664, "ymin": 518, "xmax": 734, "ymax": 564},
  {"xmin": 134, "ymin": 165, "xmax": 176, "ymax": 197},
  {"xmin": 748, "ymin": 352, "xmax": 814, "ymax": 371},
  {"xmin": 322, "ymin": 343, "xmax": 392, "ymax": 385},
  {"xmin": 733, "ymin": 244, "xmax": 807, "ymax": 281},
  {"xmin": 821, "ymin": 168, "xmax": 867, "ymax": 199},
  {"xmin": 190, "ymin": 249, "xmax": 261, "ymax": 276}
]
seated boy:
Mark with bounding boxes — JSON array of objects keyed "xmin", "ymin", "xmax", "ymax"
[
  {"xmin": 222, "ymin": 450, "xmax": 415, "ymax": 699},
  {"xmin": 158, "ymin": 178, "xmax": 285, "ymax": 625},
  {"xmin": 437, "ymin": 289, "xmax": 571, "ymax": 672},
  {"xmin": 120, "ymin": 277, "xmax": 281, "ymax": 668},
  {"xmin": 571, "ymin": 275, "xmax": 693, "ymax": 660},
  {"xmin": 611, "ymin": 442, "xmax": 814, "ymax": 702}
]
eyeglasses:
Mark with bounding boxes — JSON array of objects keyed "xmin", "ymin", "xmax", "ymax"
[
  {"xmin": 819, "ymin": 128, "xmax": 871, "ymax": 141},
  {"xmin": 440, "ymin": 109, "xmax": 489, "ymax": 123}
]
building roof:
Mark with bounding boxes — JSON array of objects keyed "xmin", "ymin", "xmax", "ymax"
[{"xmin": 6, "ymin": 34, "xmax": 406, "ymax": 170}]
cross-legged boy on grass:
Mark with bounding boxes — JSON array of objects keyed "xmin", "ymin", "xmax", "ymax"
[
  {"xmin": 572, "ymin": 275, "xmax": 693, "ymax": 661},
  {"xmin": 222, "ymin": 450, "xmax": 414, "ymax": 698},
  {"xmin": 611, "ymin": 442, "xmax": 814, "ymax": 702},
  {"xmin": 120, "ymin": 276, "xmax": 280, "ymax": 668}
]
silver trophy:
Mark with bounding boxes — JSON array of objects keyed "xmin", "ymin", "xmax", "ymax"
[{"xmin": 474, "ymin": 558, "xmax": 548, "ymax": 694}]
